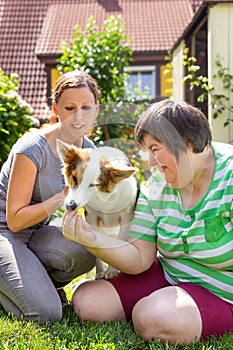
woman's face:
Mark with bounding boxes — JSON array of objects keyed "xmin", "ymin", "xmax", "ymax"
[
  {"xmin": 53, "ymin": 87, "xmax": 98, "ymax": 142},
  {"xmin": 143, "ymin": 134, "xmax": 193, "ymax": 189}
]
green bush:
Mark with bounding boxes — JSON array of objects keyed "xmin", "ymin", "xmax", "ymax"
[
  {"xmin": 57, "ymin": 15, "xmax": 133, "ymax": 104},
  {"xmin": 0, "ymin": 69, "xmax": 33, "ymax": 167}
]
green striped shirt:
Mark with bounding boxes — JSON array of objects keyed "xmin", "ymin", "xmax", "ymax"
[{"xmin": 129, "ymin": 142, "xmax": 233, "ymax": 304}]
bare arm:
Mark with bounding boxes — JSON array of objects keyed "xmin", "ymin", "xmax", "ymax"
[
  {"xmin": 6, "ymin": 153, "xmax": 66, "ymax": 232},
  {"xmin": 62, "ymin": 211, "xmax": 156, "ymax": 274}
]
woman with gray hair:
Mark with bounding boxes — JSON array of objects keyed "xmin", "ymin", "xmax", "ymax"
[{"xmin": 63, "ymin": 99, "xmax": 233, "ymax": 346}]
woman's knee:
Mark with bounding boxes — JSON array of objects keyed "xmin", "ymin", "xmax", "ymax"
[
  {"xmin": 22, "ymin": 292, "xmax": 63, "ymax": 323},
  {"xmin": 132, "ymin": 296, "xmax": 162, "ymax": 341},
  {"xmin": 72, "ymin": 279, "xmax": 125, "ymax": 322},
  {"xmin": 132, "ymin": 287, "xmax": 202, "ymax": 345},
  {"xmin": 24, "ymin": 304, "xmax": 62, "ymax": 324},
  {"xmin": 72, "ymin": 281, "xmax": 94, "ymax": 319},
  {"xmin": 132, "ymin": 292, "xmax": 180, "ymax": 341},
  {"xmin": 1, "ymin": 298, "xmax": 62, "ymax": 324}
]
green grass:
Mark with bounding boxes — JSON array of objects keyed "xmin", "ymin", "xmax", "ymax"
[{"xmin": 0, "ymin": 278, "xmax": 232, "ymax": 350}]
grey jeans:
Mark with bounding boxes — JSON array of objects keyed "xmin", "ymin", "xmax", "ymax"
[{"xmin": 0, "ymin": 225, "xmax": 96, "ymax": 323}]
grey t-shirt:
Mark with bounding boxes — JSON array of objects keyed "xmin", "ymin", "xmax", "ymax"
[{"xmin": 0, "ymin": 130, "xmax": 94, "ymax": 229}]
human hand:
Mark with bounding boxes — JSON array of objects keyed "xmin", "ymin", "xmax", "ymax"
[{"xmin": 62, "ymin": 211, "xmax": 97, "ymax": 245}]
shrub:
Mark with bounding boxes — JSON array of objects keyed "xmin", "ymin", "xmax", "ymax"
[{"xmin": 0, "ymin": 69, "xmax": 33, "ymax": 167}]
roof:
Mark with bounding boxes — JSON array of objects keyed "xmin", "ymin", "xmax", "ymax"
[
  {"xmin": 36, "ymin": 0, "xmax": 193, "ymax": 55},
  {"xmin": 0, "ymin": 0, "xmax": 201, "ymax": 120},
  {"xmin": 191, "ymin": 0, "xmax": 203, "ymax": 10},
  {"xmin": 171, "ymin": 0, "xmax": 233, "ymax": 50}
]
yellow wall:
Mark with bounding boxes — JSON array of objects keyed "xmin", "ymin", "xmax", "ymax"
[
  {"xmin": 160, "ymin": 65, "xmax": 173, "ymax": 97},
  {"xmin": 51, "ymin": 68, "xmax": 60, "ymax": 94}
]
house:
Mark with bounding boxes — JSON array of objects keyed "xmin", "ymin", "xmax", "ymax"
[
  {"xmin": 0, "ymin": 0, "xmax": 198, "ymax": 119},
  {"xmin": 1, "ymin": 0, "xmax": 232, "ymax": 142}
]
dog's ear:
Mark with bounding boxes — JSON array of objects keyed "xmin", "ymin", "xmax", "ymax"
[
  {"xmin": 108, "ymin": 165, "xmax": 136, "ymax": 183},
  {"xmin": 57, "ymin": 140, "xmax": 91, "ymax": 187},
  {"xmin": 57, "ymin": 139, "xmax": 73, "ymax": 163},
  {"xmin": 98, "ymin": 160, "xmax": 136, "ymax": 191},
  {"xmin": 57, "ymin": 139, "xmax": 85, "ymax": 164}
]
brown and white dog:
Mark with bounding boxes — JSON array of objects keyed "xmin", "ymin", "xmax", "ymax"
[{"xmin": 57, "ymin": 140, "xmax": 139, "ymax": 279}]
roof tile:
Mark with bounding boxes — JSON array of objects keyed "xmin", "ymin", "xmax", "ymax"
[
  {"xmin": 36, "ymin": 1, "xmax": 194, "ymax": 54},
  {"xmin": 0, "ymin": 0, "xmax": 196, "ymax": 120}
]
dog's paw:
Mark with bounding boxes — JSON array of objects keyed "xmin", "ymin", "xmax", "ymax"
[
  {"xmin": 95, "ymin": 271, "xmax": 106, "ymax": 280},
  {"xmin": 95, "ymin": 259, "xmax": 106, "ymax": 279},
  {"xmin": 95, "ymin": 267, "xmax": 119, "ymax": 280},
  {"xmin": 103, "ymin": 267, "xmax": 120, "ymax": 280},
  {"xmin": 95, "ymin": 260, "xmax": 119, "ymax": 280}
]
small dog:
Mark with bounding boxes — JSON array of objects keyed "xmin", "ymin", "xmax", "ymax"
[{"xmin": 57, "ymin": 140, "xmax": 139, "ymax": 279}]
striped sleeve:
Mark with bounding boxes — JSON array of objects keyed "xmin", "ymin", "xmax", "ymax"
[{"xmin": 129, "ymin": 190, "xmax": 157, "ymax": 242}]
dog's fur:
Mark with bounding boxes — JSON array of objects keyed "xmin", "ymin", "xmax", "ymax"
[{"xmin": 57, "ymin": 140, "xmax": 139, "ymax": 279}]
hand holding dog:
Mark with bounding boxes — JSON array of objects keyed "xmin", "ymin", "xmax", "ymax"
[
  {"xmin": 62, "ymin": 211, "xmax": 97, "ymax": 245},
  {"xmin": 62, "ymin": 208, "xmax": 156, "ymax": 277}
]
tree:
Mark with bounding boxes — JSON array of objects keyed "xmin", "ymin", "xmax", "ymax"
[
  {"xmin": 0, "ymin": 69, "xmax": 33, "ymax": 168},
  {"xmin": 57, "ymin": 15, "xmax": 132, "ymax": 104}
]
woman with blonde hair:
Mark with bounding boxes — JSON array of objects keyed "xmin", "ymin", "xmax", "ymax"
[{"xmin": 0, "ymin": 70, "xmax": 100, "ymax": 322}]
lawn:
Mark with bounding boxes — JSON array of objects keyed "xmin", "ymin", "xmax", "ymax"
[{"xmin": 0, "ymin": 278, "xmax": 232, "ymax": 350}]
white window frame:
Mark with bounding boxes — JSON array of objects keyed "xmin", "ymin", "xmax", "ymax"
[{"xmin": 126, "ymin": 65, "xmax": 156, "ymax": 98}]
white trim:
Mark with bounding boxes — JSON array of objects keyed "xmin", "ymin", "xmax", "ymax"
[
  {"xmin": 126, "ymin": 65, "xmax": 156, "ymax": 98},
  {"xmin": 126, "ymin": 65, "xmax": 156, "ymax": 72}
]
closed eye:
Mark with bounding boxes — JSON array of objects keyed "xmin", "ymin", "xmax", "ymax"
[
  {"xmin": 89, "ymin": 183, "xmax": 100, "ymax": 188},
  {"xmin": 82, "ymin": 106, "xmax": 92, "ymax": 111},
  {"xmin": 72, "ymin": 175, "xmax": 78, "ymax": 186}
]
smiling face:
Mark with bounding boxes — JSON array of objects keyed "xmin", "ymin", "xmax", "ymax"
[
  {"xmin": 53, "ymin": 87, "xmax": 98, "ymax": 145},
  {"xmin": 143, "ymin": 133, "xmax": 193, "ymax": 189}
]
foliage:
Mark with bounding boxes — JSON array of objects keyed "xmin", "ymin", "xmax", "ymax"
[
  {"xmin": 182, "ymin": 48, "xmax": 233, "ymax": 126},
  {"xmin": 57, "ymin": 15, "xmax": 133, "ymax": 104},
  {"xmin": 182, "ymin": 47, "xmax": 212, "ymax": 101},
  {"xmin": 0, "ymin": 69, "xmax": 33, "ymax": 167},
  {"xmin": 211, "ymin": 58, "xmax": 233, "ymax": 126},
  {"xmin": 164, "ymin": 47, "xmax": 233, "ymax": 128}
]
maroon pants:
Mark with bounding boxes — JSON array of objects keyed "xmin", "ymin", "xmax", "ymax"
[{"xmin": 109, "ymin": 258, "xmax": 233, "ymax": 340}]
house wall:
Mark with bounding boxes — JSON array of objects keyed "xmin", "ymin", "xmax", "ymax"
[
  {"xmin": 160, "ymin": 65, "xmax": 172, "ymax": 97},
  {"xmin": 51, "ymin": 66, "xmax": 172, "ymax": 103},
  {"xmin": 51, "ymin": 69, "xmax": 60, "ymax": 93},
  {"xmin": 172, "ymin": 41, "xmax": 185, "ymax": 101},
  {"xmin": 208, "ymin": 3, "xmax": 233, "ymax": 144}
]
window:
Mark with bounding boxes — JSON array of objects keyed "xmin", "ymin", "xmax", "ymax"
[{"xmin": 126, "ymin": 66, "xmax": 156, "ymax": 99}]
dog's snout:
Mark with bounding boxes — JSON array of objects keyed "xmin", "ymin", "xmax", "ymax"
[{"xmin": 66, "ymin": 200, "xmax": 77, "ymax": 211}]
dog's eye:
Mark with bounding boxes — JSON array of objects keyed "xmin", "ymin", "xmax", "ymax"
[
  {"xmin": 89, "ymin": 183, "xmax": 96, "ymax": 188},
  {"xmin": 72, "ymin": 176, "xmax": 78, "ymax": 186},
  {"xmin": 89, "ymin": 183, "xmax": 99, "ymax": 188}
]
